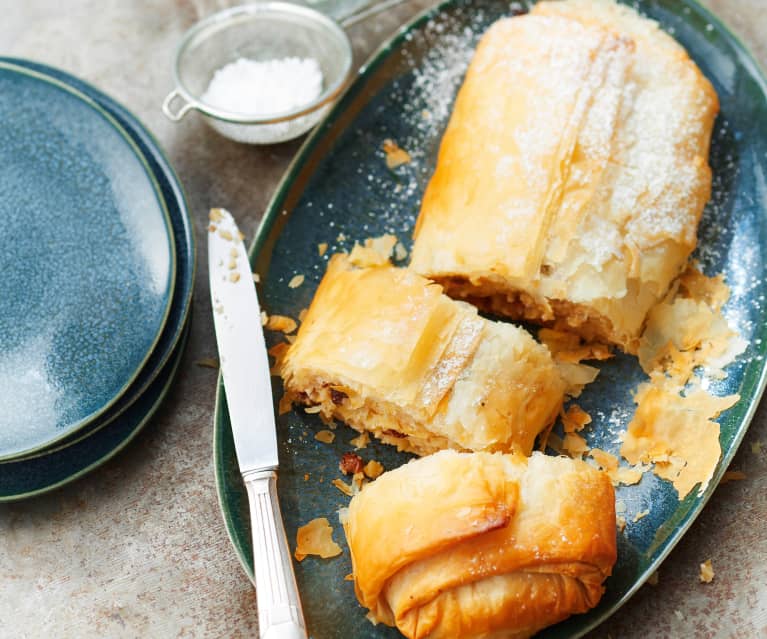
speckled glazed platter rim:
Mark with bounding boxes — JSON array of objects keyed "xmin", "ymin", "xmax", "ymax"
[
  {"xmin": 0, "ymin": 57, "xmax": 196, "ymax": 463},
  {"xmin": 213, "ymin": 0, "xmax": 767, "ymax": 637},
  {"xmin": 0, "ymin": 60, "xmax": 178, "ymax": 461},
  {"xmin": 0, "ymin": 320, "xmax": 190, "ymax": 503}
]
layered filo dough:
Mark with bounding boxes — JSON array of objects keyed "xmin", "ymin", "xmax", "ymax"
[
  {"xmin": 345, "ymin": 451, "xmax": 617, "ymax": 639},
  {"xmin": 410, "ymin": 0, "xmax": 719, "ymax": 353},
  {"xmin": 279, "ymin": 255, "xmax": 565, "ymax": 456}
]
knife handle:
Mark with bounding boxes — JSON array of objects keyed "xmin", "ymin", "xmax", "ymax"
[{"xmin": 244, "ymin": 469, "xmax": 308, "ymax": 639}]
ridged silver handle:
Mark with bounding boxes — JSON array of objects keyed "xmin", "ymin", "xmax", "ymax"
[{"xmin": 244, "ymin": 469, "xmax": 307, "ymax": 639}]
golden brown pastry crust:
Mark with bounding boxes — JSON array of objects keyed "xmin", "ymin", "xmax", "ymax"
[
  {"xmin": 410, "ymin": 0, "xmax": 719, "ymax": 353},
  {"xmin": 279, "ymin": 255, "xmax": 565, "ymax": 456},
  {"xmin": 345, "ymin": 451, "xmax": 617, "ymax": 639}
]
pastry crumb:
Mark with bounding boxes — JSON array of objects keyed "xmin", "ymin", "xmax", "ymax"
[
  {"xmin": 365, "ymin": 611, "xmax": 379, "ymax": 626},
  {"xmin": 315, "ymin": 430, "xmax": 335, "ymax": 444},
  {"xmin": 393, "ymin": 241, "xmax": 408, "ymax": 261},
  {"xmin": 266, "ymin": 314, "xmax": 297, "ymax": 334},
  {"xmin": 218, "ymin": 229, "xmax": 233, "ymax": 241},
  {"xmin": 699, "ymin": 559, "xmax": 714, "ymax": 583},
  {"xmin": 615, "ymin": 466, "xmax": 645, "ymax": 486},
  {"xmin": 229, "ymin": 272, "xmax": 240, "ymax": 283},
  {"xmin": 616, "ymin": 516, "xmax": 627, "ymax": 533},
  {"xmin": 382, "ymin": 139, "xmax": 412, "ymax": 169},
  {"xmin": 352, "ymin": 471, "xmax": 366, "ymax": 493},
  {"xmin": 588, "ymin": 448, "xmax": 617, "ymax": 475},
  {"xmin": 209, "ymin": 208, "xmax": 224, "ymax": 222},
  {"xmin": 555, "ymin": 361, "xmax": 600, "ymax": 398},
  {"xmin": 588, "ymin": 449, "xmax": 646, "ymax": 486},
  {"xmin": 363, "ymin": 460, "xmax": 384, "ymax": 479},
  {"xmin": 260, "ymin": 310, "xmax": 268, "ymax": 326},
  {"xmin": 719, "ymin": 470, "xmax": 746, "ymax": 484},
  {"xmin": 349, "ymin": 432, "xmax": 370, "ymax": 449},
  {"xmin": 288, "ymin": 274, "xmax": 305, "ymax": 289},
  {"xmin": 344, "ymin": 573, "xmax": 354, "ymax": 582},
  {"xmin": 318, "ymin": 242, "xmax": 328, "ymax": 256},
  {"xmin": 332, "ymin": 478, "xmax": 354, "ymax": 497},
  {"xmin": 561, "ymin": 404, "xmax": 592, "ymax": 433},
  {"xmin": 267, "ymin": 342, "xmax": 290, "ymax": 379},
  {"xmin": 294, "ymin": 518, "xmax": 342, "ymax": 561},
  {"xmin": 632, "ymin": 509, "xmax": 649, "ymax": 523},
  {"xmin": 298, "ymin": 308, "xmax": 309, "ymax": 322},
  {"xmin": 348, "ymin": 234, "xmax": 398, "ymax": 267},
  {"xmin": 252, "ymin": 272, "xmax": 260, "ymax": 283},
  {"xmin": 562, "ymin": 432, "xmax": 589, "ymax": 457}
]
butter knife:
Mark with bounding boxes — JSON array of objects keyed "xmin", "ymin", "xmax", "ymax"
[{"xmin": 208, "ymin": 208, "xmax": 307, "ymax": 639}]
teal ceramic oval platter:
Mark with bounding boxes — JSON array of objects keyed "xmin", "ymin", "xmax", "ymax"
[
  {"xmin": 0, "ymin": 61, "xmax": 177, "ymax": 460},
  {"xmin": 0, "ymin": 58, "xmax": 195, "ymax": 499},
  {"xmin": 214, "ymin": 0, "xmax": 767, "ymax": 637}
]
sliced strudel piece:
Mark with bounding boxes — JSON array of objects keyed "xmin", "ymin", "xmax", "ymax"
[
  {"xmin": 345, "ymin": 450, "xmax": 617, "ymax": 639},
  {"xmin": 279, "ymin": 254, "xmax": 565, "ymax": 456},
  {"xmin": 410, "ymin": 0, "xmax": 718, "ymax": 352}
]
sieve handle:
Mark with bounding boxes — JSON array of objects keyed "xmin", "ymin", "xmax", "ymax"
[{"xmin": 162, "ymin": 89, "xmax": 194, "ymax": 122}]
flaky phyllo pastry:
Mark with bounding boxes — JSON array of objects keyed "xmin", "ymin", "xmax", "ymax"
[
  {"xmin": 410, "ymin": 0, "xmax": 719, "ymax": 352},
  {"xmin": 279, "ymin": 254, "xmax": 565, "ymax": 456},
  {"xmin": 344, "ymin": 451, "xmax": 617, "ymax": 639}
]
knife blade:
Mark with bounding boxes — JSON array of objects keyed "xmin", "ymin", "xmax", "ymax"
[
  {"xmin": 209, "ymin": 208, "xmax": 278, "ymax": 474},
  {"xmin": 209, "ymin": 208, "xmax": 307, "ymax": 639}
]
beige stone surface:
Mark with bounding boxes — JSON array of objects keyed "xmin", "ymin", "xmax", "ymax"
[{"xmin": 0, "ymin": 1, "xmax": 765, "ymax": 637}]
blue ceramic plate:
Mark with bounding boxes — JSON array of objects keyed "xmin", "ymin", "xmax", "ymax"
[
  {"xmin": 0, "ymin": 62, "xmax": 176, "ymax": 460},
  {"xmin": 0, "ymin": 318, "xmax": 189, "ymax": 501},
  {"xmin": 0, "ymin": 58, "xmax": 196, "ymax": 459},
  {"xmin": 0, "ymin": 58, "xmax": 195, "ymax": 499},
  {"xmin": 215, "ymin": 1, "xmax": 767, "ymax": 637}
]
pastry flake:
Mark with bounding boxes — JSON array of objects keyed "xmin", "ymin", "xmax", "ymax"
[
  {"xmin": 294, "ymin": 517, "xmax": 343, "ymax": 561},
  {"xmin": 620, "ymin": 381, "xmax": 738, "ymax": 499}
]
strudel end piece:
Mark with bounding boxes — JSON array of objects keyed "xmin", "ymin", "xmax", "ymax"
[
  {"xmin": 345, "ymin": 450, "xmax": 617, "ymax": 639},
  {"xmin": 279, "ymin": 255, "xmax": 565, "ymax": 456}
]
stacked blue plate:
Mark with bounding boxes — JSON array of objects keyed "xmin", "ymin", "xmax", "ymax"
[{"xmin": 0, "ymin": 59, "xmax": 194, "ymax": 501}]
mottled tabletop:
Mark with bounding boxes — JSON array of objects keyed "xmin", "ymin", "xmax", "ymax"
[{"xmin": 1, "ymin": 1, "xmax": 766, "ymax": 638}]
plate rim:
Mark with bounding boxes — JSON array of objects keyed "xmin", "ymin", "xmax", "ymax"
[
  {"xmin": 0, "ymin": 56, "xmax": 197, "ymax": 462},
  {"xmin": 0, "ymin": 319, "xmax": 190, "ymax": 503},
  {"xmin": 0, "ymin": 60, "xmax": 179, "ymax": 460},
  {"xmin": 213, "ymin": 0, "xmax": 767, "ymax": 635}
]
